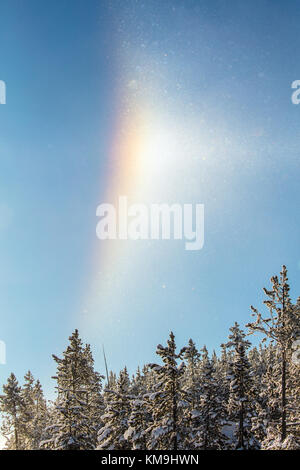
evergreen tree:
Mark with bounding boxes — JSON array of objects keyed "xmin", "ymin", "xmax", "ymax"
[
  {"xmin": 224, "ymin": 323, "xmax": 259, "ymax": 449},
  {"xmin": 181, "ymin": 339, "xmax": 201, "ymax": 410},
  {"xmin": 44, "ymin": 329, "xmax": 102, "ymax": 449},
  {"xmin": 247, "ymin": 266, "xmax": 300, "ymax": 442},
  {"xmin": 20, "ymin": 372, "xmax": 49, "ymax": 449},
  {"xmin": 124, "ymin": 397, "xmax": 150, "ymax": 449},
  {"xmin": 31, "ymin": 379, "xmax": 49, "ymax": 449},
  {"xmin": 191, "ymin": 348, "xmax": 228, "ymax": 449},
  {"xmin": 146, "ymin": 332, "xmax": 187, "ymax": 450},
  {"xmin": 124, "ymin": 366, "xmax": 152, "ymax": 449},
  {"xmin": 0, "ymin": 373, "xmax": 25, "ymax": 449},
  {"xmin": 81, "ymin": 344, "xmax": 105, "ymax": 445},
  {"xmin": 97, "ymin": 367, "xmax": 131, "ymax": 450}
]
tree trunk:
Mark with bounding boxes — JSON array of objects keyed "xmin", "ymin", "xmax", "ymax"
[
  {"xmin": 13, "ymin": 405, "xmax": 19, "ymax": 450},
  {"xmin": 281, "ymin": 287, "xmax": 287, "ymax": 442},
  {"xmin": 239, "ymin": 401, "xmax": 244, "ymax": 449},
  {"xmin": 281, "ymin": 348, "xmax": 287, "ymax": 442},
  {"xmin": 172, "ymin": 374, "xmax": 177, "ymax": 451}
]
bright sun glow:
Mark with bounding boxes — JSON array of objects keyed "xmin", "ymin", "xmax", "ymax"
[{"xmin": 142, "ymin": 127, "xmax": 178, "ymax": 175}]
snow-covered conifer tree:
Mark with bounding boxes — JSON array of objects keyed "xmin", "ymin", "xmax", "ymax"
[
  {"xmin": 97, "ymin": 367, "xmax": 131, "ymax": 450},
  {"xmin": 146, "ymin": 332, "xmax": 187, "ymax": 450},
  {"xmin": 20, "ymin": 372, "xmax": 49, "ymax": 449},
  {"xmin": 0, "ymin": 373, "xmax": 25, "ymax": 449},
  {"xmin": 247, "ymin": 266, "xmax": 300, "ymax": 443},
  {"xmin": 224, "ymin": 323, "xmax": 259, "ymax": 449},
  {"xmin": 190, "ymin": 348, "xmax": 228, "ymax": 449},
  {"xmin": 44, "ymin": 329, "xmax": 102, "ymax": 449},
  {"xmin": 181, "ymin": 339, "xmax": 201, "ymax": 410}
]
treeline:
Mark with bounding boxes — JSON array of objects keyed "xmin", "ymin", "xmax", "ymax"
[{"xmin": 0, "ymin": 266, "xmax": 299, "ymax": 450}]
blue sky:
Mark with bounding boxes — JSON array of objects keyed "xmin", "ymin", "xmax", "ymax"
[{"xmin": 0, "ymin": 0, "xmax": 300, "ymax": 398}]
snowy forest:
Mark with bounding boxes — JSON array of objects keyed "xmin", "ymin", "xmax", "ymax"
[{"xmin": 0, "ymin": 266, "xmax": 299, "ymax": 451}]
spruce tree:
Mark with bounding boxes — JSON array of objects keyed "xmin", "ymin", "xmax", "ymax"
[
  {"xmin": 45, "ymin": 329, "xmax": 102, "ymax": 449},
  {"xmin": 247, "ymin": 266, "xmax": 300, "ymax": 442},
  {"xmin": 181, "ymin": 339, "xmax": 201, "ymax": 410},
  {"xmin": 0, "ymin": 373, "xmax": 25, "ymax": 449},
  {"xmin": 97, "ymin": 367, "xmax": 131, "ymax": 450},
  {"xmin": 224, "ymin": 323, "xmax": 259, "ymax": 449},
  {"xmin": 146, "ymin": 332, "xmax": 187, "ymax": 450},
  {"xmin": 191, "ymin": 348, "xmax": 227, "ymax": 449},
  {"xmin": 20, "ymin": 371, "xmax": 49, "ymax": 449},
  {"xmin": 124, "ymin": 367, "xmax": 152, "ymax": 449}
]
